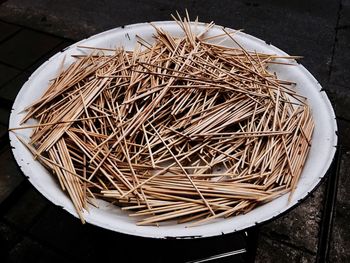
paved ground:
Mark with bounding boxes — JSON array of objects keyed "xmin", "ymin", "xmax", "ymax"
[{"xmin": 0, "ymin": 0, "xmax": 349, "ymax": 262}]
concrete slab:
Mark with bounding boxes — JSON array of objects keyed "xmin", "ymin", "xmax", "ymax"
[
  {"xmin": 0, "ymin": 41, "xmax": 71, "ymax": 103},
  {"xmin": 255, "ymin": 236, "xmax": 316, "ymax": 263},
  {"xmin": 0, "ymin": 64, "xmax": 20, "ymax": 87},
  {"xmin": 329, "ymin": 27, "xmax": 350, "ymax": 87},
  {"xmin": 8, "ymin": 237, "xmax": 70, "ymax": 263},
  {"xmin": 329, "ymin": 211, "xmax": 350, "ymax": 263},
  {"xmin": 326, "ymin": 84, "xmax": 350, "ymax": 121},
  {"xmin": 29, "ymin": 206, "xmax": 247, "ymax": 262},
  {"xmin": 0, "ymin": 0, "xmax": 339, "ymax": 38},
  {"xmin": 0, "ymin": 21, "xmax": 20, "ymax": 42},
  {"xmin": 336, "ymin": 119, "xmax": 350, "ymax": 148},
  {"xmin": 0, "ymin": 107, "xmax": 10, "ymax": 126},
  {"xmin": 0, "ymin": 71, "xmax": 30, "ymax": 102},
  {"xmin": 0, "ymin": 147, "xmax": 23, "ymax": 204},
  {"xmin": 0, "ymin": 123, "xmax": 6, "ymax": 141},
  {"xmin": 0, "ymin": 220, "xmax": 21, "ymax": 259},
  {"xmin": 3, "ymin": 188, "xmax": 48, "ymax": 231},
  {"xmin": 330, "ymin": 1, "xmax": 350, "ymax": 87},
  {"xmin": 339, "ymin": 0, "xmax": 350, "ymax": 26},
  {"xmin": 0, "ymin": 0, "xmax": 338, "ymax": 87},
  {"xmin": 27, "ymin": 40, "xmax": 73, "ymax": 73},
  {"xmin": 0, "ymin": 0, "xmax": 170, "ymax": 40},
  {"xmin": 329, "ymin": 151, "xmax": 350, "ymax": 262},
  {"xmin": 0, "ymin": 29, "xmax": 62, "ymax": 70},
  {"xmin": 257, "ymin": 182, "xmax": 325, "ymax": 254},
  {"xmin": 335, "ymin": 151, "xmax": 350, "ymax": 204}
]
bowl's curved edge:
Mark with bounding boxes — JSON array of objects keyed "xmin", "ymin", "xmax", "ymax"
[{"xmin": 8, "ymin": 21, "xmax": 338, "ymax": 239}]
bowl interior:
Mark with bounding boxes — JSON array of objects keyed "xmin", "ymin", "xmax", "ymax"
[{"xmin": 9, "ymin": 21, "xmax": 337, "ymax": 238}]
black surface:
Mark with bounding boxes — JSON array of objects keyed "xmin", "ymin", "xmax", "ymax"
[
  {"xmin": 0, "ymin": 20, "xmax": 20, "ymax": 42},
  {"xmin": 0, "ymin": 145, "xmax": 24, "ymax": 204},
  {"xmin": 316, "ymin": 147, "xmax": 341, "ymax": 262},
  {"xmin": 0, "ymin": 72, "xmax": 31, "ymax": 102},
  {"xmin": 30, "ymin": 207, "xmax": 247, "ymax": 262},
  {"xmin": 0, "ymin": 29, "xmax": 62, "ymax": 70},
  {"xmin": 0, "ymin": 64, "xmax": 20, "ymax": 87}
]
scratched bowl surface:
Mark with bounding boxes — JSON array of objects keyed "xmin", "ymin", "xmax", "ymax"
[{"xmin": 9, "ymin": 21, "xmax": 337, "ymax": 238}]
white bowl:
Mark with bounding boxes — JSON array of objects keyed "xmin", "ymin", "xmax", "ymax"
[{"xmin": 9, "ymin": 21, "xmax": 337, "ymax": 239}]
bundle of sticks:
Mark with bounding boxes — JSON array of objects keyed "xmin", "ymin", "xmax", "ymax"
[{"xmin": 12, "ymin": 15, "xmax": 314, "ymax": 226}]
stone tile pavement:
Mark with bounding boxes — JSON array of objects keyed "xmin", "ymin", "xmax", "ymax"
[{"xmin": 0, "ymin": 0, "xmax": 349, "ymax": 262}]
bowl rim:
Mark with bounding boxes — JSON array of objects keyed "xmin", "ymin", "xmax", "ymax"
[{"xmin": 9, "ymin": 20, "xmax": 338, "ymax": 239}]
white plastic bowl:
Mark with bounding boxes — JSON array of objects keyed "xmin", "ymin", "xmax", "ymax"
[{"xmin": 9, "ymin": 21, "xmax": 337, "ymax": 239}]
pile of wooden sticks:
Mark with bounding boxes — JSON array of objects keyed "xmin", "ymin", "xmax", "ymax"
[{"xmin": 13, "ymin": 16, "xmax": 314, "ymax": 226}]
